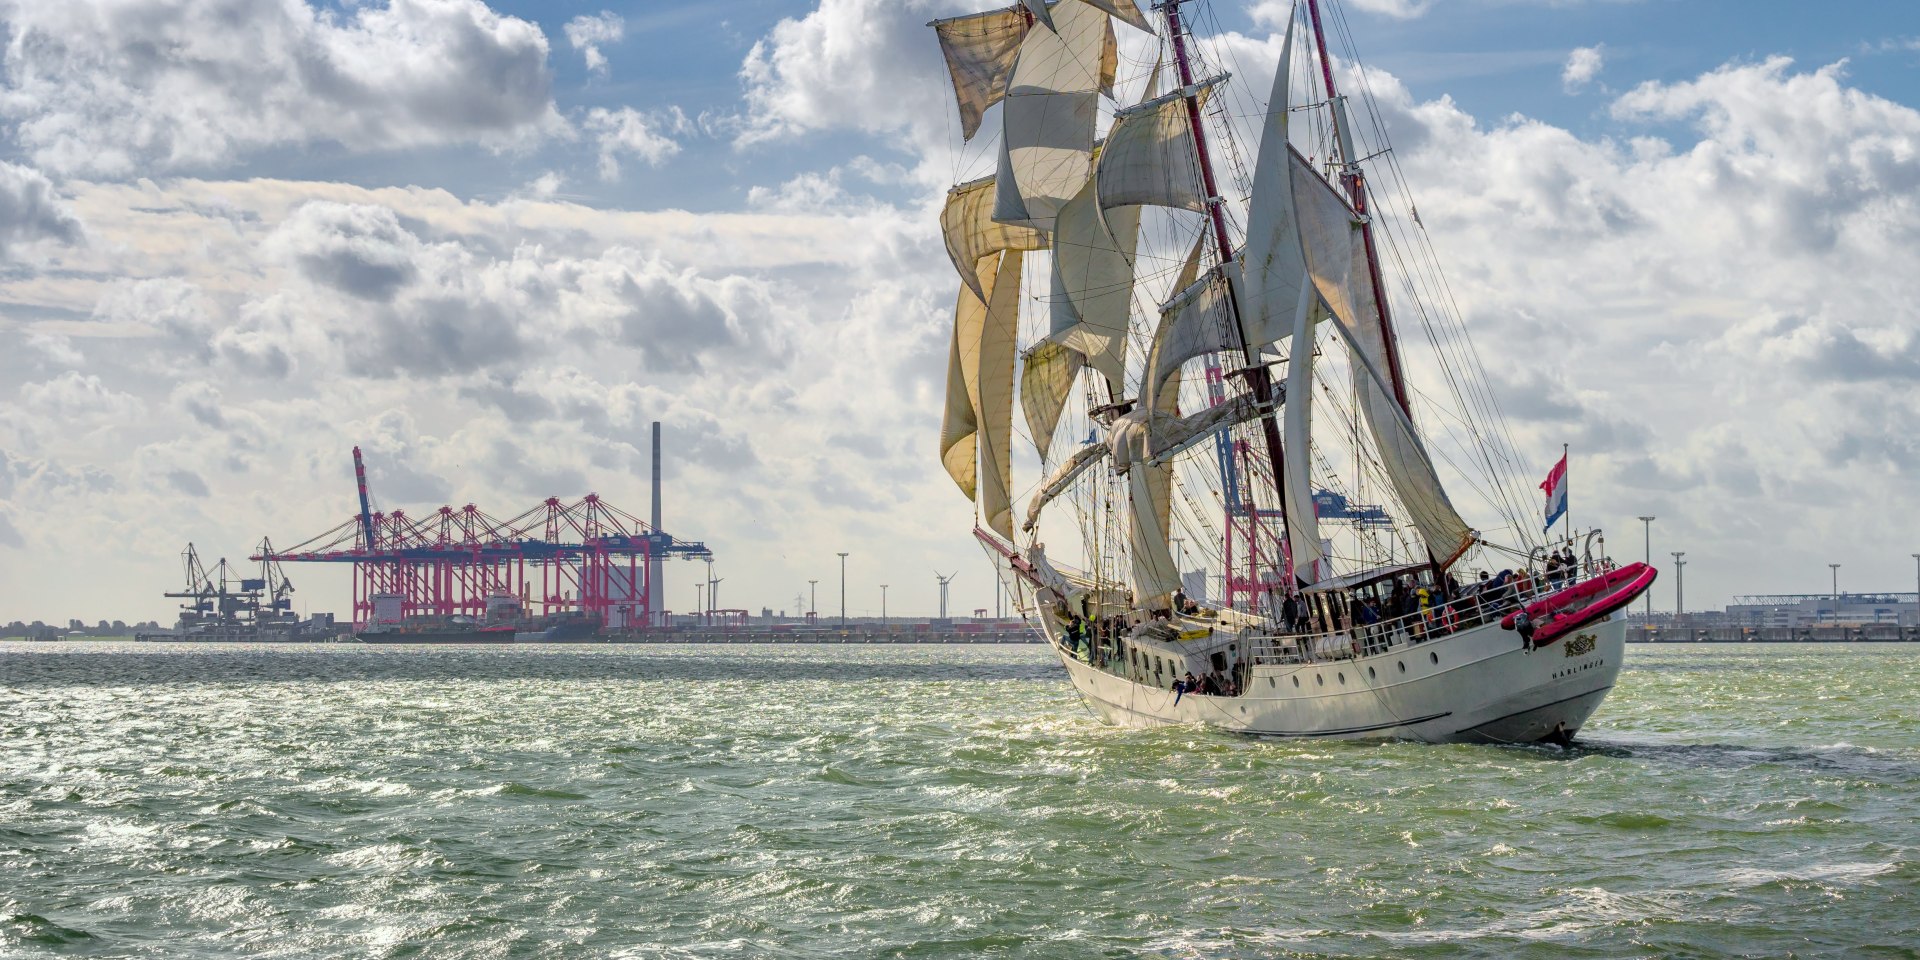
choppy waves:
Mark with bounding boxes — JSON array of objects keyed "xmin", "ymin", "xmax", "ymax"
[{"xmin": 2, "ymin": 641, "xmax": 1917, "ymax": 958}]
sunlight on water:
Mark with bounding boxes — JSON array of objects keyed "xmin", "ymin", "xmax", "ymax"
[{"xmin": 2, "ymin": 642, "xmax": 1916, "ymax": 958}]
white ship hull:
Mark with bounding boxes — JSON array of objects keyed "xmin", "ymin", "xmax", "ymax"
[{"xmin": 1046, "ymin": 613, "xmax": 1626, "ymax": 744}]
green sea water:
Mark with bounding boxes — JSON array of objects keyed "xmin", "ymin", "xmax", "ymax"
[{"xmin": 2, "ymin": 641, "xmax": 1916, "ymax": 958}]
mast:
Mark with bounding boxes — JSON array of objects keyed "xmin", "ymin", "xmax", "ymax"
[
  {"xmin": 1163, "ymin": 0, "xmax": 1293, "ymax": 592},
  {"xmin": 1303, "ymin": 0, "xmax": 1411, "ymax": 416}
]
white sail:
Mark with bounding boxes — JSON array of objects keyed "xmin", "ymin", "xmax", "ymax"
[
  {"xmin": 937, "ymin": 250, "xmax": 1024, "ymax": 540},
  {"xmin": 943, "ymin": 175, "xmax": 1047, "ymax": 302},
  {"xmin": 1280, "ymin": 138, "xmax": 1476, "ymax": 562},
  {"xmin": 978, "ymin": 250, "xmax": 1023, "ymax": 540},
  {"xmin": 1095, "ymin": 76, "xmax": 1224, "ymax": 214},
  {"xmin": 1019, "ymin": 340, "xmax": 1086, "ymax": 460},
  {"xmin": 994, "ymin": 0, "xmax": 1108, "ymax": 231},
  {"xmin": 1109, "ymin": 408, "xmax": 1182, "ymax": 604},
  {"xmin": 933, "ymin": 9, "xmax": 1029, "ymax": 143},
  {"xmin": 1080, "ymin": 0, "xmax": 1152, "ymax": 33},
  {"xmin": 938, "ymin": 273, "xmax": 991, "ymax": 502},
  {"xmin": 1238, "ymin": 12, "xmax": 1307, "ymax": 351},
  {"xmin": 1330, "ymin": 279, "xmax": 1477, "ymax": 564},
  {"xmin": 1281, "ymin": 277, "xmax": 1324, "ymax": 583},
  {"xmin": 1047, "ymin": 176, "xmax": 1140, "ymax": 388},
  {"xmin": 1143, "ymin": 260, "xmax": 1241, "ymax": 417}
]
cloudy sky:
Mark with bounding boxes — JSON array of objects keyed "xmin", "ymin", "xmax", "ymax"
[{"xmin": 1, "ymin": 0, "xmax": 1917, "ymax": 624}]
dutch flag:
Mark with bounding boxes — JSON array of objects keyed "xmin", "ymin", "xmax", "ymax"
[{"xmin": 1541, "ymin": 452, "xmax": 1569, "ymax": 533}]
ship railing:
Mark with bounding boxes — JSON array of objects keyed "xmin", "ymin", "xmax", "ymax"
[{"xmin": 1247, "ymin": 576, "xmax": 1575, "ymax": 666}]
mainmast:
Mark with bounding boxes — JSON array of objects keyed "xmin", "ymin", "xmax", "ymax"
[
  {"xmin": 1303, "ymin": 0, "xmax": 1411, "ymax": 416},
  {"xmin": 1161, "ymin": 1, "xmax": 1292, "ymax": 581}
]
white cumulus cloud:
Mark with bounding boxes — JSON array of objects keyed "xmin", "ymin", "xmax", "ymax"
[
  {"xmin": 564, "ymin": 11, "xmax": 625, "ymax": 76},
  {"xmin": 1563, "ymin": 44, "xmax": 1606, "ymax": 92},
  {"xmin": 584, "ymin": 107, "xmax": 684, "ymax": 181},
  {"xmin": 0, "ymin": 0, "xmax": 564, "ymax": 178}
]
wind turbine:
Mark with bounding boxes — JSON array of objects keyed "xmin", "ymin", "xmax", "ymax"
[{"xmin": 935, "ymin": 570, "xmax": 958, "ymax": 620}]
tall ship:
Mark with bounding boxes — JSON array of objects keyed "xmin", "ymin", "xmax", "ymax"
[{"xmin": 929, "ymin": 0, "xmax": 1655, "ymax": 741}]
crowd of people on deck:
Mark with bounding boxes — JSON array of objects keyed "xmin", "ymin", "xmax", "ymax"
[
  {"xmin": 1049, "ymin": 544, "xmax": 1604, "ymax": 691},
  {"xmin": 1268, "ymin": 546, "xmax": 1597, "ymax": 654}
]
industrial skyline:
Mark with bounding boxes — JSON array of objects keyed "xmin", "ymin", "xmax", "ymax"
[{"xmin": 2, "ymin": 1, "xmax": 1918, "ymax": 621}]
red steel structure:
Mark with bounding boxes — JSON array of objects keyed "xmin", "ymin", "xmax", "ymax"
[{"xmin": 255, "ymin": 448, "xmax": 710, "ymax": 628}]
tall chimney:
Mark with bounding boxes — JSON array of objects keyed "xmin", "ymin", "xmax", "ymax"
[{"xmin": 650, "ymin": 421, "xmax": 663, "ymax": 626}]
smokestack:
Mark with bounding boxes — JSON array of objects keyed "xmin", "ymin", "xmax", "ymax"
[{"xmin": 650, "ymin": 422, "xmax": 663, "ymax": 626}]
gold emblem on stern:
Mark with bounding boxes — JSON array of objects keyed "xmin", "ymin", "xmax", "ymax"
[{"xmin": 1564, "ymin": 634, "xmax": 1597, "ymax": 657}]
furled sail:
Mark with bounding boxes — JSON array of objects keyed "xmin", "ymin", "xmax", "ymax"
[
  {"xmin": 1238, "ymin": 12, "xmax": 1307, "ymax": 351},
  {"xmin": 994, "ymin": 0, "xmax": 1108, "ymax": 231},
  {"xmin": 1095, "ymin": 76, "xmax": 1225, "ymax": 214},
  {"xmin": 943, "ymin": 175, "xmax": 1047, "ymax": 302},
  {"xmin": 1145, "ymin": 392, "xmax": 1268, "ymax": 467},
  {"xmin": 1022, "ymin": 437, "xmax": 1107, "ymax": 532},
  {"xmin": 937, "ymin": 250, "xmax": 1024, "ymax": 540},
  {"xmin": 933, "ymin": 9, "xmax": 1029, "ymax": 143}
]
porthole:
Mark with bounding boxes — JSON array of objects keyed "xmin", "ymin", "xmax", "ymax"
[
  {"xmin": 1430, "ymin": 651, "xmax": 1439, "ymax": 665},
  {"xmin": 1292, "ymin": 676, "xmax": 1300, "ymax": 688},
  {"xmin": 1368, "ymin": 666, "xmax": 1376, "ymax": 679},
  {"xmin": 1337, "ymin": 672, "xmax": 1346, "ymax": 684},
  {"xmin": 1268, "ymin": 677, "xmax": 1276, "ymax": 688},
  {"xmin": 1397, "ymin": 661, "xmax": 1406, "ymax": 673},
  {"xmin": 1316, "ymin": 674, "xmax": 1324, "ymax": 686}
]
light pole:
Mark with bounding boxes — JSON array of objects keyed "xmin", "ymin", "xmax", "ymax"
[
  {"xmin": 837, "ymin": 552, "xmax": 849, "ymax": 625},
  {"xmin": 1637, "ymin": 516, "xmax": 1655, "ymax": 624},
  {"xmin": 1830, "ymin": 563, "xmax": 1841, "ymax": 623},
  {"xmin": 1671, "ymin": 552, "xmax": 1685, "ymax": 619},
  {"xmin": 1912, "ymin": 554, "xmax": 1919, "ymax": 627},
  {"xmin": 808, "ymin": 580, "xmax": 818, "ymax": 623},
  {"xmin": 880, "ymin": 584, "xmax": 888, "ymax": 624},
  {"xmin": 694, "ymin": 583, "xmax": 703, "ymax": 626}
]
